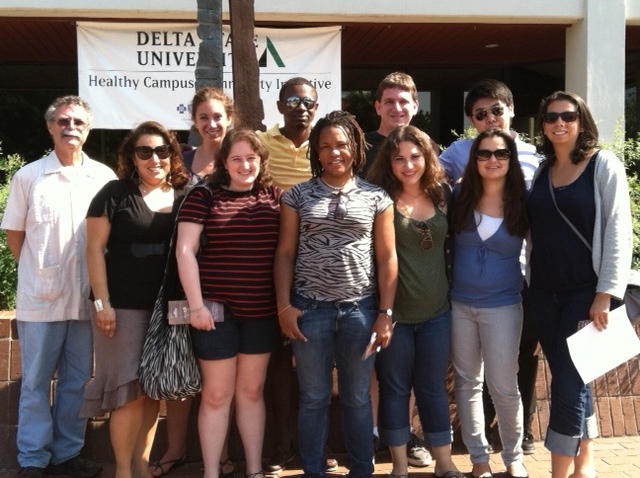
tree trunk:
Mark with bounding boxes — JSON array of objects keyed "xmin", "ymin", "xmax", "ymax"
[
  {"xmin": 191, "ymin": 0, "xmax": 224, "ymax": 145},
  {"xmin": 229, "ymin": 0, "xmax": 265, "ymax": 131}
]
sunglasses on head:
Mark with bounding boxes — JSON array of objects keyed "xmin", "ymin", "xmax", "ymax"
[
  {"xmin": 134, "ymin": 145, "xmax": 172, "ymax": 160},
  {"xmin": 56, "ymin": 117, "xmax": 88, "ymax": 129},
  {"xmin": 475, "ymin": 148, "xmax": 511, "ymax": 161},
  {"xmin": 285, "ymin": 96, "xmax": 316, "ymax": 110},
  {"xmin": 542, "ymin": 111, "xmax": 579, "ymax": 124},
  {"xmin": 473, "ymin": 105, "xmax": 505, "ymax": 122}
]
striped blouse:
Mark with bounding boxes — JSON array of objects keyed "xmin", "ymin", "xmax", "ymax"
[{"xmin": 177, "ymin": 184, "xmax": 281, "ymax": 319}]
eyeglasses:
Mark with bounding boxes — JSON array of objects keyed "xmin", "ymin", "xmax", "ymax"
[
  {"xmin": 476, "ymin": 148, "xmax": 511, "ymax": 161},
  {"xmin": 414, "ymin": 222, "xmax": 433, "ymax": 251},
  {"xmin": 56, "ymin": 117, "xmax": 88, "ymax": 130},
  {"xmin": 134, "ymin": 145, "xmax": 172, "ymax": 160},
  {"xmin": 473, "ymin": 105, "xmax": 505, "ymax": 122},
  {"xmin": 285, "ymin": 96, "xmax": 317, "ymax": 110},
  {"xmin": 542, "ymin": 111, "xmax": 579, "ymax": 124},
  {"xmin": 328, "ymin": 193, "xmax": 349, "ymax": 220}
]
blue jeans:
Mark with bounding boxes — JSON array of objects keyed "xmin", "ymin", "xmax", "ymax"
[
  {"xmin": 450, "ymin": 301, "xmax": 524, "ymax": 466},
  {"xmin": 375, "ymin": 310, "xmax": 453, "ymax": 448},
  {"xmin": 16, "ymin": 320, "xmax": 93, "ymax": 468},
  {"xmin": 530, "ymin": 287, "xmax": 599, "ymax": 456},
  {"xmin": 290, "ymin": 293, "xmax": 377, "ymax": 478}
]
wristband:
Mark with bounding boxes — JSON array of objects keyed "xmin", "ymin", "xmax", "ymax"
[{"xmin": 277, "ymin": 304, "xmax": 292, "ymax": 316}]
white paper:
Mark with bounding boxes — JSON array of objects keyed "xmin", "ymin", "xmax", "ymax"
[{"xmin": 567, "ymin": 306, "xmax": 640, "ymax": 383}]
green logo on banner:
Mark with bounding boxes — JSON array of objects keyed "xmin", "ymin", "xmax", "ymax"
[{"xmin": 259, "ymin": 37, "xmax": 285, "ymax": 67}]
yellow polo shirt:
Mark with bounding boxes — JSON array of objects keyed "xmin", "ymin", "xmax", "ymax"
[{"xmin": 257, "ymin": 123, "xmax": 311, "ymax": 191}]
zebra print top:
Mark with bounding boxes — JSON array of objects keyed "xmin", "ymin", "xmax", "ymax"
[{"xmin": 282, "ymin": 176, "xmax": 393, "ymax": 302}]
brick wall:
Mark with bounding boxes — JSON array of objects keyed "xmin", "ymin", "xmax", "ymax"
[{"xmin": 2, "ymin": 311, "xmax": 640, "ymax": 470}]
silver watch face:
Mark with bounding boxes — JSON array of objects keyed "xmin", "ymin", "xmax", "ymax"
[{"xmin": 380, "ymin": 308, "xmax": 392, "ymax": 316}]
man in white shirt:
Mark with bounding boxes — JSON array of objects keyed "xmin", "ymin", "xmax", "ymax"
[{"xmin": 2, "ymin": 96, "xmax": 116, "ymax": 478}]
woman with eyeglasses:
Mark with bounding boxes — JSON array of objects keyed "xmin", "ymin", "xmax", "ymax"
[
  {"xmin": 274, "ymin": 110, "xmax": 397, "ymax": 478},
  {"xmin": 175, "ymin": 129, "xmax": 281, "ymax": 478},
  {"xmin": 82, "ymin": 121, "xmax": 190, "ymax": 478},
  {"xmin": 366, "ymin": 125, "xmax": 463, "ymax": 478},
  {"xmin": 449, "ymin": 128, "xmax": 529, "ymax": 478},
  {"xmin": 527, "ymin": 92, "xmax": 633, "ymax": 478}
]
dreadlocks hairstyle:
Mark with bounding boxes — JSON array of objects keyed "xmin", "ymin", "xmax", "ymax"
[
  {"xmin": 450, "ymin": 128, "xmax": 529, "ymax": 238},
  {"xmin": 366, "ymin": 125, "xmax": 446, "ymax": 207},
  {"xmin": 308, "ymin": 110, "xmax": 368, "ymax": 178},
  {"xmin": 117, "ymin": 121, "xmax": 189, "ymax": 189},
  {"xmin": 536, "ymin": 90, "xmax": 599, "ymax": 166}
]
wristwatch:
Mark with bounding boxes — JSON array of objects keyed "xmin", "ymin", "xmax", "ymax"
[
  {"xmin": 378, "ymin": 308, "xmax": 393, "ymax": 317},
  {"xmin": 94, "ymin": 297, "xmax": 110, "ymax": 312}
]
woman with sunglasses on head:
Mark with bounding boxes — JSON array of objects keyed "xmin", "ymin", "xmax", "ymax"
[
  {"xmin": 366, "ymin": 125, "xmax": 463, "ymax": 478},
  {"xmin": 274, "ymin": 110, "xmax": 397, "ymax": 478},
  {"xmin": 449, "ymin": 128, "xmax": 529, "ymax": 478},
  {"xmin": 176, "ymin": 129, "xmax": 281, "ymax": 478},
  {"xmin": 81, "ymin": 121, "xmax": 190, "ymax": 478},
  {"xmin": 527, "ymin": 92, "xmax": 632, "ymax": 478},
  {"xmin": 150, "ymin": 86, "xmax": 234, "ymax": 478}
]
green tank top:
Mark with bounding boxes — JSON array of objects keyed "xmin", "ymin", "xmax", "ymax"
[{"xmin": 392, "ymin": 206, "xmax": 450, "ymax": 323}]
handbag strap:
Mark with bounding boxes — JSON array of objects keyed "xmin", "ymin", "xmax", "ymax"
[{"xmin": 547, "ymin": 167, "xmax": 593, "ymax": 252}]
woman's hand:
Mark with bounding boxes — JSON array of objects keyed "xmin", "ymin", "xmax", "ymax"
[
  {"xmin": 96, "ymin": 306, "xmax": 116, "ymax": 338},
  {"xmin": 372, "ymin": 313, "xmax": 394, "ymax": 348},
  {"xmin": 589, "ymin": 292, "xmax": 612, "ymax": 331},
  {"xmin": 278, "ymin": 306, "xmax": 306, "ymax": 342},
  {"xmin": 190, "ymin": 305, "xmax": 215, "ymax": 331}
]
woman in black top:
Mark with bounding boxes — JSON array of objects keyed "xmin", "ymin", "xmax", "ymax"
[{"xmin": 81, "ymin": 121, "xmax": 188, "ymax": 478}]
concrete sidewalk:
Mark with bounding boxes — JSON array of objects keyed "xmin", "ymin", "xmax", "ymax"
[{"xmin": 3, "ymin": 436, "xmax": 635, "ymax": 478}]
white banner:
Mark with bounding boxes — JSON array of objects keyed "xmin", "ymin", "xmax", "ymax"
[{"xmin": 77, "ymin": 22, "xmax": 341, "ymax": 130}]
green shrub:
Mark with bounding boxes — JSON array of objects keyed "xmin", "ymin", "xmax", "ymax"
[
  {"xmin": 605, "ymin": 134, "xmax": 640, "ymax": 268},
  {"xmin": 0, "ymin": 147, "xmax": 25, "ymax": 309}
]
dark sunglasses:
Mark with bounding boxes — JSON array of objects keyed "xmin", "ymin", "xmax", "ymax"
[
  {"xmin": 414, "ymin": 222, "xmax": 433, "ymax": 251},
  {"xmin": 476, "ymin": 148, "xmax": 511, "ymax": 161},
  {"xmin": 542, "ymin": 111, "xmax": 579, "ymax": 124},
  {"xmin": 56, "ymin": 117, "xmax": 88, "ymax": 129},
  {"xmin": 473, "ymin": 105, "xmax": 505, "ymax": 121},
  {"xmin": 328, "ymin": 193, "xmax": 349, "ymax": 220},
  {"xmin": 134, "ymin": 145, "xmax": 172, "ymax": 160},
  {"xmin": 285, "ymin": 96, "xmax": 316, "ymax": 110}
]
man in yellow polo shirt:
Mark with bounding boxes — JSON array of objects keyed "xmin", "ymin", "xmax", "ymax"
[
  {"xmin": 261, "ymin": 77, "xmax": 336, "ymax": 474},
  {"xmin": 257, "ymin": 77, "xmax": 318, "ymax": 191}
]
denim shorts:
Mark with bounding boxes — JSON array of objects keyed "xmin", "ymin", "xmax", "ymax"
[{"xmin": 190, "ymin": 308, "xmax": 280, "ymax": 360}]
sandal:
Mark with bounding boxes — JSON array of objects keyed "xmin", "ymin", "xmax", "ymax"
[
  {"xmin": 220, "ymin": 459, "xmax": 235, "ymax": 478},
  {"xmin": 149, "ymin": 454, "xmax": 186, "ymax": 478},
  {"xmin": 246, "ymin": 472, "xmax": 266, "ymax": 478}
]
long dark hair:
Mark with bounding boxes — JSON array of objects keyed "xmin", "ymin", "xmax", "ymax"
[
  {"xmin": 207, "ymin": 128, "xmax": 272, "ymax": 189},
  {"xmin": 536, "ymin": 91, "xmax": 599, "ymax": 165},
  {"xmin": 308, "ymin": 110, "xmax": 367, "ymax": 177},
  {"xmin": 367, "ymin": 125, "xmax": 446, "ymax": 207},
  {"xmin": 450, "ymin": 128, "xmax": 528, "ymax": 238},
  {"xmin": 117, "ymin": 121, "xmax": 189, "ymax": 189}
]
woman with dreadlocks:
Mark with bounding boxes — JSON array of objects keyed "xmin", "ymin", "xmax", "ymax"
[{"xmin": 274, "ymin": 110, "xmax": 398, "ymax": 478}]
